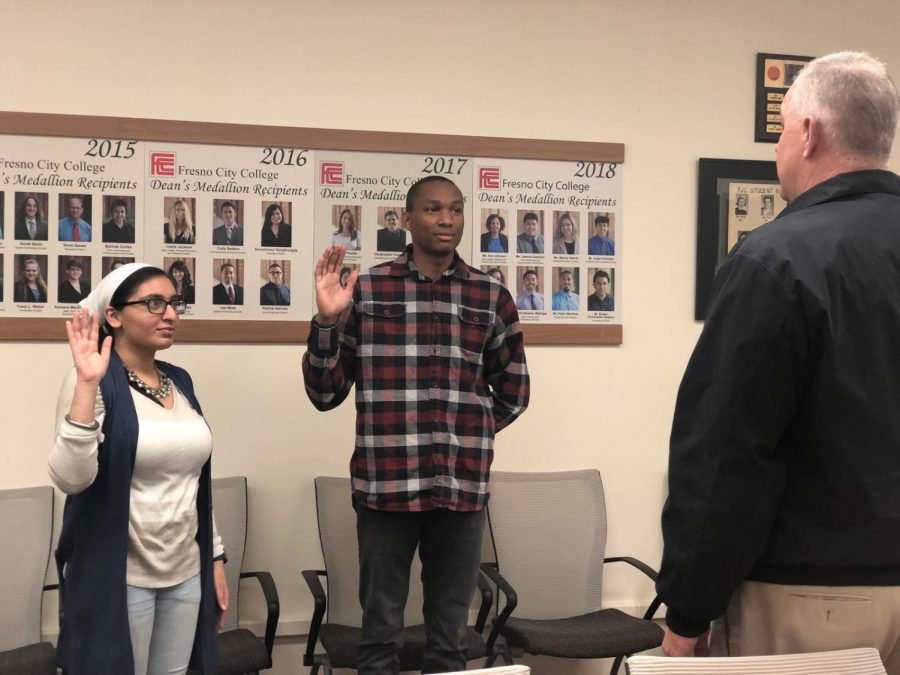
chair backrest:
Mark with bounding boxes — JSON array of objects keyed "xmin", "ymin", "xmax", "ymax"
[
  {"xmin": 0, "ymin": 486, "xmax": 54, "ymax": 651},
  {"xmin": 211, "ymin": 476, "xmax": 248, "ymax": 633},
  {"xmin": 314, "ymin": 476, "xmax": 425, "ymax": 627},
  {"xmin": 441, "ymin": 667, "xmax": 530, "ymax": 674},
  {"xmin": 624, "ymin": 647, "xmax": 886, "ymax": 674},
  {"xmin": 488, "ymin": 469, "xmax": 607, "ymax": 620}
]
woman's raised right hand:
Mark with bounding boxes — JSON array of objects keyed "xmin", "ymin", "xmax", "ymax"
[{"xmin": 66, "ymin": 309, "xmax": 112, "ymax": 384}]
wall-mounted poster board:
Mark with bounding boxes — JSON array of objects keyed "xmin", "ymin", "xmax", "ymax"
[{"xmin": 0, "ymin": 112, "xmax": 624, "ymax": 344}]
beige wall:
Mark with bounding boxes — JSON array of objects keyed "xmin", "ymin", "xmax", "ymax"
[{"xmin": 2, "ymin": 1, "xmax": 899, "ymax": 673}]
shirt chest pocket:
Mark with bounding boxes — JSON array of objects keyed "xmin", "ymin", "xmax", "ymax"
[
  {"xmin": 361, "ymin": 302, "xmax": 409, "ymax": 349},
  {"xmin": 457, "ymin": 306, "xmax": 494, "ymax": 360}
]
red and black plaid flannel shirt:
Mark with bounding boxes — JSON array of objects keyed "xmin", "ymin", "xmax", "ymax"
[{"xmin": 303, "ymin": 248, "xmax": 529, "ymax": 512}]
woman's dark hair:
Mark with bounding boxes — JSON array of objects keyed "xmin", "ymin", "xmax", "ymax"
[
  {"xmin": 335, "ymin": 208, "xmax": 358, "ymax": 241},
  {"xmin": 485, "ymin": 213, "xmax": 506, "ymax": 233},
  {"xmin": 339, "ymin": 266, "xmax": 353, "ymax": 288},
  {"xmin": 167, "ymin": 259, "xmax": 194, "ymax": 288},
  {"xmin": 16, "ymin": 193, "xmax": 45, "ymax": 222},
  {"xmin": 486, "ymin": 267, "xmax": 506, "ymax": 284},
  {"xmin": 100, "ymin": 266, "xmax": 169, "ymax": 348},
  {"xmin": 109, "ymin": 266, "xmax": 169, "ymax": 309},
  {"xmin": 263, "ymin": 203, "xmax": 285, "ymax": 230}
]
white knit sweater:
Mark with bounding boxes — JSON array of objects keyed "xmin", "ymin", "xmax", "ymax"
[{"xmin": 50, "ymin": 367, "xmax": 225, "ymax": 588}]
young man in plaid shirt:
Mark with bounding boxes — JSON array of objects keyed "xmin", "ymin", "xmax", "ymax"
[{"xmin": 303, "ymin": 175, "xmax": 530, "ymax": 674}]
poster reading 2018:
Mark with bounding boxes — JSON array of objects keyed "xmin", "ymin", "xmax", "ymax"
[{"xmin": 472, "ymin": 158, "xmax": 622, "ymax": 323}]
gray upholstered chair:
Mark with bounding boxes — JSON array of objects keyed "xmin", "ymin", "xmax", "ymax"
[
  {"xmin": 482, "ymin": 469, "xmax": 663, "ymax": 675},
  {"xmin": 302, "ymin": 476, "xmax": 493, "ymax": 675},
  {"xmin": 0, "ymin": 485, "xmax": 56, "ymax": 675},
  {"xmin": 441, "ymin": 667, "xmax": 530, "ymax": 674},
  {"xmin": 208, "ymin": 476, "xmax": 280, "ymax": 675},
  {"xmin": 624, "ymin": 647, "xmax": 887, "ymax": 674}
]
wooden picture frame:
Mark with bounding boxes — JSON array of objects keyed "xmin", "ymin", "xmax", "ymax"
[
  {"xmin": 755, "ymin": 52, "xmax": 814, "ymax": 143},
  {"xmin": 695, "ymin": 158, "xmax": 782, "ymax": 320},
  {"xmin": 0, "ymin": 111, "xmax": 625, "ymax": 345}
]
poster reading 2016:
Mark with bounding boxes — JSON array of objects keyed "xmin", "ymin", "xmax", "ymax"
[
  {"xmin": 144, "ymin": 141, "xmax": 314, "ymax": 320},
  {"xmin": 0, "ymin": 133, "xmax": 623, "ymax": 330}
]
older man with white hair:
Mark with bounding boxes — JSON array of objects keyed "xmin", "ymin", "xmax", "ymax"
[{"xmin": 657, "ymin": 51, "xmax": 900, "ymax": 671}]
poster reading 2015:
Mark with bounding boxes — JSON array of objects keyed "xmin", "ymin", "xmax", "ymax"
[{"xmin": 0, "ymin": 135, "xmax": 143, "ymax": 315}]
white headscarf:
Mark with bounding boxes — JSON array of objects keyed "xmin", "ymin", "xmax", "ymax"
[{"xmin": 79, "ymin": 263, "xmax": 151, "ymax": 327}]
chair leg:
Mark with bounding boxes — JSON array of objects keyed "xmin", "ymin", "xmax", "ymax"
[
  {"xmin": 310, "ymin": 654, "xmax": 334, "ymax": 675},
  {"xmin": 609, "ymin": 654, "xmax": 625, "ymax": 675},
  {"xmin": 486, "ymin": 641, "xmax": 514, "ymax": 667}
]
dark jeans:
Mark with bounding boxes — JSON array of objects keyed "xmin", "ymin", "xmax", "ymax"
[{"xmin": 355, "ymin": 503, "xmax": 486, "ymax": 675}]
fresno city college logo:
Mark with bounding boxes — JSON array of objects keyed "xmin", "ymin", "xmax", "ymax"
[
  {"xmin": 320, "ymin": 161, "xmax": 344, "ymax": 186},
  {"xmin": 149, "ymin": 152, "xmax": 176, "ymax": 177},
  {"xmin": 478, "ymin": 166, "xmax": 500, "ymax": 190}
]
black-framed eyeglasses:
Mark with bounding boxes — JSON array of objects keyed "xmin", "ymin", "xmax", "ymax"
[{"xmin": 118, "ymin": 297, "xmax": 187, "ymax": 314}]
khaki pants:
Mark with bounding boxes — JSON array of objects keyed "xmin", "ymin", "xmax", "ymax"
[{"xmin": 710, "ymin": 580, "xmax": 900, "ymax": 674}]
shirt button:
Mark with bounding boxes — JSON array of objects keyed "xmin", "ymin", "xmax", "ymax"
[
  {"xmin": 383, "ymin": 309, "xmax": 390, "ymax": 316},
  {"xmin": 432, "ymin": 382, "xmax": 438, "ymax": 388}
]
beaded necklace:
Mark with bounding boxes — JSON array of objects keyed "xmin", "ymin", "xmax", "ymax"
[{"xmin": 122, "ymin": 363, "xmax": 171, "ymax": 406}]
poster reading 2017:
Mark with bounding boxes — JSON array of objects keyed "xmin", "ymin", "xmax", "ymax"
[
  {"xmin": 313, "ymin": 150, "xmax": 474, "ymax": 276},
  {"xmin": 0, "ymin": 134, "xmax": 623, "ymax": 331}
]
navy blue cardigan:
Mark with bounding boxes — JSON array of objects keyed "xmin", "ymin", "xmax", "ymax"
[{"xmin": 55, "ymin": 350, "xmax": 216, "ymax": 674}]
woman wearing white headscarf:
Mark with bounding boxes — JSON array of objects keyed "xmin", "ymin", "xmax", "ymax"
[{"xmin": 49, "ymin": 263, "xmax": 227, "ymax": 675}]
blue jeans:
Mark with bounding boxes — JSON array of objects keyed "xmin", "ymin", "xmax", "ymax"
[
  {"xmin": 127, "ymin": 573, "xmax": 201, "ymax": 675},
  {"xmin": 355, "ymin": 504, "xmax": 486, "ymax": 675}
]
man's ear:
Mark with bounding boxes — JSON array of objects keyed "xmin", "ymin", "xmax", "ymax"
[
  {"xmin": 802, "ymin": 115, "xmax": 821, "ymax": 158},
  {"xmin": 105, "ymin": 306, "xmax": 122, "ymax": 330},
  {"xmin": 401, "ymin": 210, "xmax": 411, "ymax": 232}
]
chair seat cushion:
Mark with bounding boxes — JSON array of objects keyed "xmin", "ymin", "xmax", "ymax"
[
  {"xmin": 320, "ymin": 623, "xmax": 487, "ymax": 670},
  {"xmin": 0, "ymin": 641, "xmax": 57, "ymax": 675},
  {"xmin": 215, "ymin": 628, "xmax": 270, "ymax": 675},
  {"xmin": 499, "ymin": 608, "xmax": 663, "ymax": 659}
]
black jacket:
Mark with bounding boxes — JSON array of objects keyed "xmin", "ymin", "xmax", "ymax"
[
  {"xmin": 14, "ymin": 280, "xmax": 48, "ymax": 303},
  {"xmin": 14, "ymin": 218, "xmax": 49, "ymax": 241},
  {"xmin": 58, "ymin": 282, "xmax": 89, "ymax": 304},
  {"xmin": 658, "ymin": 170, "xmax": 900, "ymax": 637},
  {"xmin": 212, "ymin": 283, "xmax": 244, "ymax": 305},
  {"xmin": 103, "ymin": 220, "xmax": 136, "ymax": 244},
  {"xmin": 480, "ymin": 231, "xmax": 508, "ymax": 253}
]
